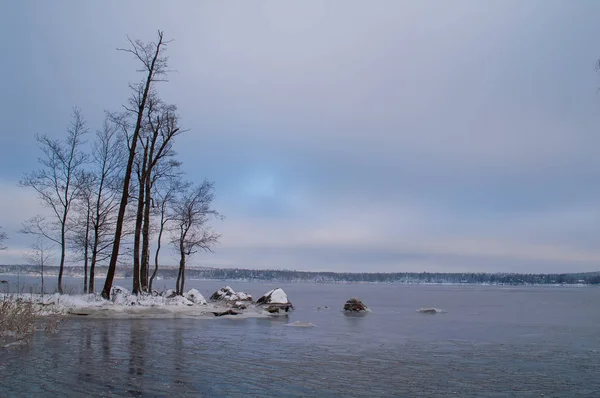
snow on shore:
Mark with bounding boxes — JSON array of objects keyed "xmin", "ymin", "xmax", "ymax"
[{"xmin": 0, "ymin": 286, "xmax": 272, "ymax": 319}]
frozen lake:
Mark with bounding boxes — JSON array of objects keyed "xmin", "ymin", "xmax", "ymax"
[{"xmin": 1, "ymin": 278, "xmax": 600, "ymax": 396}]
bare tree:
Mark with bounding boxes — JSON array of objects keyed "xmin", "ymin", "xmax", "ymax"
[
  {"xmin": 70, "ymin": 171, "xmax": 94, "ymax": 293},
  {"xmin": 102, "ymin": 31, "xmax": 170, "ymax": 300},
  {"xmin": 132, "ymin": 135, "xmax": 150, "ymax": 294},
  {"xmin": 133, "ymin": 95, "xmax": 182, "ymax": 294},
  {"xmin": 0, "ymin": 227, "xmax": 7, "ymax": 251},
  {"xmin": 23, "ymin": 238, "xmax": 54, "ymax": 298},
  {"xmin": 170, "ymin": 180, "xmax": 222, "ymax": 295},
  {"xmin": 87, "ymin": 118, "xmax": 126, "ymax": 294},
  {"xmin": 20, "ymin": 108, "xmax": 88, "ymax": 294},
  {"xmin": 148, "ymin": 176, "xmax": 181, "ymax": 292}
]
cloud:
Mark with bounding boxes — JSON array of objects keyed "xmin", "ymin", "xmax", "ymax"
[
  {"xmin": 210, "ymin": 201, "xmax": 600, "ymax": 273},
  {"xmin": 1, "ymin": 1, "xmax": 599, "ymax": 273}
]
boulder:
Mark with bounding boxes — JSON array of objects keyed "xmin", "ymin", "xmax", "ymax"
[
  {"xmin": 111, "ymin": 285, "xmax": 130, "ymax": 297},
  {"xmin": 211, "ymin": 309, "xmax": 240, "ymax": 317},
  {"xmin": 184, "ymin": 288, "xmax": 207, "ymax": 305},
  {"xmin": 264, "ymin": 304, "xmax": 292, "ymax": 314},
  {"xmin": 417, "ymin": 308, "xmax": 441, "ymax": 314},
  {"xmin": 343, "ymin": 297, "xmax": 368, "ymax": 312},
  {"xmin": 209, "ymin": 286, "xmax": 253, "ymax": 302},
  {"xmin": 110, "ymin": 285, "xmax": 137, "ymax": 306},
  {"xmin": 162, "ymin": 289, "xmax": 177, "ymax": 299},
  {"xmin": 256, "ymin": 288, "xmax": 293, "ymax": 312},
  {"xmin": 166, "ymin": 295, "xmax": 194, "ymax": 306},
  {"xmin": 231, "ymin": 301, "xmax": 247, "ymax": 310}
]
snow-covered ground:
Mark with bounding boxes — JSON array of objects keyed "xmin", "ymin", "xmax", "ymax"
[{"xmin": 0, "ymin": 286, "xmax": 276, "ymax": 319}]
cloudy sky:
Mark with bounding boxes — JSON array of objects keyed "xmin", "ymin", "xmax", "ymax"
[{"xmin": 1, "ymin": 1, "xmax": 599, "ymax": 273}]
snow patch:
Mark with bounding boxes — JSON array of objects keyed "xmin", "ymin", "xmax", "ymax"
[
  {"xmin": 0, "ymin": 291, "xmax": 270, "ymax": 320},
  {"xmin": 210, "ymin": 286, "xmax": 253, "ymax": 302},
  {"xmin": 184, "ymin": 289, "xmax": 207, "ymax": 305},
  {"xmin": 257, "ymin": 288, "xmax": 290, "ymax": 304}
]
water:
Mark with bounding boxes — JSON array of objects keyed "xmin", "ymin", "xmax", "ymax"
[{"xmin": 1, "ymin": 279, "xmax": 600, "ymax": 397}]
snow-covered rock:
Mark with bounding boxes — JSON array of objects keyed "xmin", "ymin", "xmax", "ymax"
[
  {"xmin": 256, "ymin": 288, "xmax": 291, "ymax": 305},
  {"xmin": 343, "ymin": 297, "xmax": 369, "ymax": 313},
  {"xmin": 209, "ymin": 286, "xmax": 253, "ymax": 302},
  {"xmin": 184, "ymin": 288, "xmax": 207, "ymax": 305},
  {"xmin": 162, "ymin": 289, "xmax": 177, "ymax": 298},
  {"xmin": 256, "ymin": 288, "xmax": 293, "ymax": 313},
  {"xmin": 0, "ymin": 290, "xmax": 268, "ymax": 320},
  {"xmin": 110, "ymin": 285, "xmax": 137, "ymax": 306},
  {"xmin": 231, "ymin": 301, "xmax": 248, "ymax": 310},
  {"xmin": 111, "ymin": 285, "xmax": 130, "ymax": 297},
  {"xmin": 166, "ymin": 295, "xmax": 194, "ymax": 306}
]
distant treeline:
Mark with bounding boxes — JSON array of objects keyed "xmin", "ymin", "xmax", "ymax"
[{"xmin": 2, "ymin": 264, "xmax": 599, "ymax": 285}]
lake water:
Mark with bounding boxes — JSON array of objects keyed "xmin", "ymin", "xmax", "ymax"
[{"xmin": 1, "ymin": 278, "xmax": 599, "ymax": 397}]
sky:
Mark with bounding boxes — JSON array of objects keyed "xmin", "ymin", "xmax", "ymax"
[{"xmin": 1, "ymin": 1, "xmax": 599, "ymax": 274}]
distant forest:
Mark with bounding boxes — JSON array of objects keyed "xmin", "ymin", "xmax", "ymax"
[{"xmin": 1, "ymin": 264, "xmax": 599, "ymax": 285}]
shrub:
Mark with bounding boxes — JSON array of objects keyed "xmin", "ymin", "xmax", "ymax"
[{"xmin": 0, "ymin": 296, "xmax": 62, "ymax": 347}]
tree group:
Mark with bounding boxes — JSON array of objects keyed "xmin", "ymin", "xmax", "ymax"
[{"xmin": 19, "ymin": 31, "xmax": 221, "ymax": 299}]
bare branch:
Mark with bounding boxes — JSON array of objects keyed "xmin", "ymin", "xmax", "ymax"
[{"xmin": 19, "ymin": 108, "xmax": 89, "ymax": 293}]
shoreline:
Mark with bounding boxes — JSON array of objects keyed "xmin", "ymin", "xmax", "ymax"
[
  {"xmin": 0, "ymin": 274, "xmax": 596, "ymax": 287},
  {"xmin": 0, "ymin": 292, "xmax": 275, "ymax": 320}
]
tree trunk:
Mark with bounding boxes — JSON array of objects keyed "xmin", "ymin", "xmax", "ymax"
[
  {"xmin": 175, "ymin": 264, "xmax": 182, "ymax": 296},
  {"xmin": 41, "ymin": 260, "xmax": 44, "ymax": 299},
  {"xmin": 132, "ymin": 143, "xmax": 148, "ymax": 295},
  {"xmin": 89, "ymin": 257, "xmax": 96, "ymax": 293},
  {"xmin": 58, "ymin": 209, "xmax": 68, "ymax": 294},
  {"xmin": 83, "ymin": 206, "xmax": 91, "ymax": 294},
  {"xmin": 180, "ymin": 255, "xmax": 186, "ymax": 295},
  {"xmin": 90, "ymin": 173, "xmax": 104, "ymax": 294},
  {"xmin": 148, "ymin": 217, "xmax": 165, "ymax": 293},
  {"xmin": 176, "ymin": 238, "xmax": 186, "ymax": 295},
  {"xmin": 140, "ymin": 170, "xmax": 152, "ymax": 292},
  {"xmin": 89, "ymin": 232, "xmax": 99, "ymax": 294},
  {"xmin": 102, "ymin": 31, "xmax": 165, "ymax": 300}
]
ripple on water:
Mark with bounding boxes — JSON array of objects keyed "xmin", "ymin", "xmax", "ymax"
[{"xmin": 1, "ymin": 284, "xmax": 600, "ymax": 396}]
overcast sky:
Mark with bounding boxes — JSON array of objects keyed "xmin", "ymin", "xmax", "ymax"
[{"xmin": 1, "ymin": 1, "xmax": 600, "ymax": 273}]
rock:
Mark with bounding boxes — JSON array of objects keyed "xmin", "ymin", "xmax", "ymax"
[
  {"xmin": 210, "ymin": 286, "xmax": 253, "ymax": 302},
  {"xmin": 111, "ymin": 285, "xmax": 130, "ymax": 297},
  {"xmin": 231, "ymin": 301, "xmax": 247, "ymax": 310},
  {"xmin": 211, "ymin": 309, "xmax": 240, "ymax": 317},
  {"xmin": 162, "ymin": 289, "xmax": 177, "ymax": 299},
  {"xmin": 184, "ymin": 288, "xmax": 207, "ymax": 305},
  {"xmin": 110, "ymin": 285, "xmax": 137, "ymax": 305},
  {"xmin": 256, "ymin": 288, "xmax": 293, "ymax": 313},
  {"xmin": 69, "ymin": 312, "xmax": 89, "ymax": 316},
  {"xmin": 343, "ymin": 297, "xmax": 368, "ymax": 312},
  {"xmin": 417, "ymin": 308, "xmax": 440, "ymax": 314},
  {"xmin": 166, "ymin": 295, "xmax": 194, "ymax": 306},
  {"xmin": 256, "ymin": 288, "xmax": 292, "ymax": 305}
]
